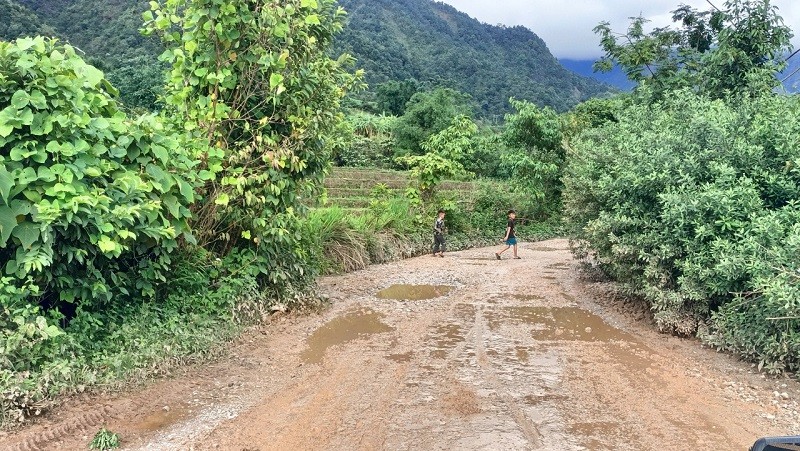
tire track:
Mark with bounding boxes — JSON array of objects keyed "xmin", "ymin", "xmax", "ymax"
[{"xmin": 473, "ymin": 305, "xmax": 543, "ymax": 449}]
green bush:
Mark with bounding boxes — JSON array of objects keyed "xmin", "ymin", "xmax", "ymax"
[
  {"xmin": 392, "ymin": 88, "xmax": 473, "ymax": 156},
  {"xmin": 564, "ymin": 89, "xmax": 800, "ymax": 371},
  {"xmin": 0, "ymin": 37, "xmax": 196, "ymax": 307},
  {"xmin": 501, "ymin": 99, "xmax": 565, "ymax": 214},
  {"xmin": 1, "ymin": 249, "xmax": 266, "ymax": 425},
  {"xmin": 0, "ymin": 38, "xmax": 199, "ymax": 423}
]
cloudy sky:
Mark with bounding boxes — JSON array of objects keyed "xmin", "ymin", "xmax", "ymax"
[{"xmin": 438, "ymin": 0, "xmax": 800, "ymax": 60}]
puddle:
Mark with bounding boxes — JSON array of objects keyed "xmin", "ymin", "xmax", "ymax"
[
  {"xmin": 301, "ymin": 308, "xmax": 394, "ymax": 364},
  {"xmin": 387, "ymin": 351, "xmax": 413, "ymax": 363},
  {"xmin": 377, "ymin": 284, "xmax": 454, "ymax": 300},
  {"xmin": 136, "ymin": 406, "xmax": 190, "ymax": 432},
  {"xmin": 428, "ymin": 322, "xmax": 466, "ymax": 359},
  {"xmin": 487, "ymin": 307, "xmax": 634, "ymax": 343}
]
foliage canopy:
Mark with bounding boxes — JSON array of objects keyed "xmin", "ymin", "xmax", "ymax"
[{"xmin": 594, "ymin": 0, "xmax": 793, "ymax": 98}]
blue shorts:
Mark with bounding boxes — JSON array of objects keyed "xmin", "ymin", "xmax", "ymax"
[{"xmin": 506, "ymin": 237, "xmax": 517, "ymax": 245}]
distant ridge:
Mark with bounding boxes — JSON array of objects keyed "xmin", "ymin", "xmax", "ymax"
[
  {"xmin": 4, "ymin": 0, "xmax": 613, "ymax": 113},
  {"xmin": 559, "ymin": 59, "xmax": 636, "ymax": 91},
  {"xmin": 335, "ymin": 0, "xmax": 612, "ymax": 114}
]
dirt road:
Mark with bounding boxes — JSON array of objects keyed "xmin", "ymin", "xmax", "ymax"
[{"xmin": 3, "ymin": 239, "xmax": 799, "ymax": 451}]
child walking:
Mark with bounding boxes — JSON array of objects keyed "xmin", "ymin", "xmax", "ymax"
[
  {"xmin": 432, "ymin": 209, "xmax": 446, "ymax": 257},
  {"xmin": 495, "ymin": 210, "xmax": 520, "ymax": 260}
]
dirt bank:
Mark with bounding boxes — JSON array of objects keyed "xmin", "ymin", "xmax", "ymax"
[{"xmin": 2, "ymin": 239, "xmax": 798, "ymax": 451}]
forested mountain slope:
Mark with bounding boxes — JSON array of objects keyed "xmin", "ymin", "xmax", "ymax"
[
  {"xmin": 12, "ymin": 0, "xmax": 165, "ymax": 109},
  {"xmin": 0, "ymin": 0, "xmax": 57, "ymax": 42},
  {"xmin": 3, "ymin": 0, "xmax": 611, "ymax": 113},
  {"xmin": 335, "ymin": 0, "xmax": 611, "ymax": 114}
]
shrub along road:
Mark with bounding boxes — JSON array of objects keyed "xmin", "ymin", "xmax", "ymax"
[{"xmin": 2, "ymin": 240, "xmax": 798, "ymax": 450}]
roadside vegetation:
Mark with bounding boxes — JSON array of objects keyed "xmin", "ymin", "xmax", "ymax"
[
  {"xmin": 0, "ymin": 0, "xmax": 558, "ymax": 427},
  {"xmin": 0, "ymin": 0, "xmax": 798, "ymax": 431},
  {"xmin": 566, "ymin": 0, "xmax": 800, "ymax": 374}
]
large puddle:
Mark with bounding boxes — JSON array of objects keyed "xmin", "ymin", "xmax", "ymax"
[
  {"xmin": 301, "ymin": 308, "xmax": 394, "ymax": 364},
  {"xmin": 487, "ymin": 307, "xmax": 634, "ymax": 342},
  {"xmin": 376, "ymin": 284, "xmax": 454, "ymax": 300}
]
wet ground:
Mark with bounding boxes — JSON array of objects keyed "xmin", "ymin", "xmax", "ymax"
[{"xmin": 2, "ymin": 239, "xmax": 799, "ymax": 451}]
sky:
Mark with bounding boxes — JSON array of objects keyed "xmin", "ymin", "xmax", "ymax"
[{"xmin": 438, "ymin": 0, "xmax": 800, "ymax": 60}]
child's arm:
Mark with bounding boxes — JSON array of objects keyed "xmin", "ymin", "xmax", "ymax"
[{"xmin": 503, "ymin": 226, "xmax": 511, "ymax": 241}]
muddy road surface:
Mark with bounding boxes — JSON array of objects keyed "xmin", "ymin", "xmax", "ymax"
[{"xmin": 3, "ymin": 239, "xmax": 799, "ymax": 451}]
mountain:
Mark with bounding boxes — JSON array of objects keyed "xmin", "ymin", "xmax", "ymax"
[
  {"xmin": 559, "ymin": 59, "xmax": 636, "ymax": 91},
  {"xmin": 3, "ymin": 0, "xmax": 612, "ymax": 114},
  {"xmin": 0, "ymin": 0, "xmax": 57, "ymax": 42},
  {"xmin": 562, "ymin": 57, "xmax": 800, "ymax": 94},
  {"xmin": 335, "ymin": 0, "xmax": 611, "ymax": 114}
]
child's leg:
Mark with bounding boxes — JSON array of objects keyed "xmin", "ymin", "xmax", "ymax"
[
  {"xmin": 497, "ymin": 244, "xmax": 511, "ymax": 255},
  {"xmin": 513, "ymin": 243, "xmax": 518, "ymax": 257}
]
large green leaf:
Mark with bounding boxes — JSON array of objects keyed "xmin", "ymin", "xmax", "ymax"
[
  {"xmin": 80, "ymin": 65, "xmax": 105, "ymax": 87},
  {"xmin": 0, "ymin": 166, "xmax": 12, "ymax": 205},
  {"xmin": 12, "ymin": 222, "xmax": 40, "ymax": 250},
  {"xmin": 11, "ymin": 90, "xmax": 29, "ymax": 109},
  {"xmin": 0, "ymin": 206, "xmax": 18, "ymax": 247}
]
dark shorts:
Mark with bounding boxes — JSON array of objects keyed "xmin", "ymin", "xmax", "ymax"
[{"xmin": 506, "ymin": 237, "xmax": 517, "ymax": 245}]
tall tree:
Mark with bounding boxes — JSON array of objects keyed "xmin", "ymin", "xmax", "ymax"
[
  {"xmin": 594, "ymin": 0, "xmax": 793, "ymax": 98},
  {"xmin": 145, "ymin": 0, "xmax": 361, "ymax": 284},
  {"xmin": 392, "ymin": 88, "xmax": 472, "ymax": 156},
  {"xmin": 375, "ymin": 79, "xmax": 418, "ymax": 116}
]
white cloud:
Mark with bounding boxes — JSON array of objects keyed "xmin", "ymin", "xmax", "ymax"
[{"xmin": 438, "ymin": 0, "xmax": 800, "ymax": 59}]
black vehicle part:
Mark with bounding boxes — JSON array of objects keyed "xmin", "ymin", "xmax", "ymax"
[{"xmin": 751, "ymin": 436, "xmax": 800, "ymax": 451}]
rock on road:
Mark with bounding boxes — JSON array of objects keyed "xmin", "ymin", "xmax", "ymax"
[{"xmin": 3, "ymin": 239, "xmax": 798, "ymax": 451}]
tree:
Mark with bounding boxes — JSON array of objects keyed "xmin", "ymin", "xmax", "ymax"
[
  {"xmin": 375, "ymin": 79, "xmax": 418, "ymax": 116},
  {"xmin": 392, "ymin": 87, "xmax": 472, "ymax": 156},
  {"xmin": 396, "ymin": 115, "xmax": 477, "ymax": 196},
  {"xmin": 0, "ymin": 36, "xmax": 196, "ymax": 307},
  {"xmin": 144, "ymin": 0, "xmax": 362, "ymax": 285},
  {"xmin": 593, "ymin": 0, "xmax": 793, "ymax": 98},
  {"xmin": 501, "ymin": 99, "xmax": 565, "ymax": 208}
]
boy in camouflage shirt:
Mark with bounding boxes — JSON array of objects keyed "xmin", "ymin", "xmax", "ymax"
[{"xmin": 432, "ymin": 209, "xmax": 446, "ymax": 257}]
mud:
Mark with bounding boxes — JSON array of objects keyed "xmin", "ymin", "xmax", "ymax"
[{"xmin": 3, "ymin": 239, "xmax": 798, "ymax": 451}]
